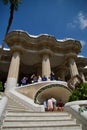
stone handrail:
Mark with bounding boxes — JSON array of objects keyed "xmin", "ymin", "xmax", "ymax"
[
  {"xmin": 7, "ymin": 90, "xmax": 45, "ymax": 112},
  {"xmin": 16, "ymin": 80, "xmax": 68, "ymax": 100},
  {"xmin": 65, "ymin": 100, "xmax": 87, "ymax": 130},
  {"xmin": 65, "ymin": 100, "xmax": 87, "ymax": 120},
  {"xmin": 0, "ymin": 96, "xmax": 8, "ymax": 126}
]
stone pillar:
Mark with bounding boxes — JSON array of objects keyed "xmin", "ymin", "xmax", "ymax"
[
  {"xmin": 69, "ymin": 58, "xmax": 79, "ymax": 77},
  {"xmin": 42, "ymin": 54, "xmax": 51, "ymax": 79},
  {"xmin": 5, "ymin": 51, "xmax": 20, "ymax": 91}
]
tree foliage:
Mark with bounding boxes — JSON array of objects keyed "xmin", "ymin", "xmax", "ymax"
[
  {"xmin": 69, "ymin": 82, "xmax": 87, "ymax": 101},
  {"xmin": 2, "ymin": 0, "xmax": 21, "ymax": 35},
  {"xmin": 0, "ymin": 81, "xmax": 3, "ymax": 91},
  {"xmin": 3, "ymin": 0, "xmax": 21, "ymax": 10},
  {"xmin": 0, "ymin": 0, "xmax": 21, "ymax": 59}
]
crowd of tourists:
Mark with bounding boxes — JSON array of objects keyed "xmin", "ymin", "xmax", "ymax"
[
  {"xmin": 20, "ymin": 71, "xmax": 62, "ymax": 86},
  {"xmin": 43, "ymin": 98, "xmax": 64, "ymax": 112}
]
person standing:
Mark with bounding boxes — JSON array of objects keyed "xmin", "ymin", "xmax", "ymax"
[
  {"xmin": 51, "ymin": 97, "xmax": 57, "ymax": 111},
  {"xmin": 21, "ymin": 77, "xmax": 28, "ymax": 85},
  {"xmin": 43, "ymin": 100, "xmax": 48, "ymax": 111},
  {"xmin": 30, "ymin": 74, "xmax": 35, "ymax": 83},
  {"xmin": 38, "ymin": 75, "xmax": 42, "ymax": 82},
  {"xmin": 58, "ymin": 99, "xmax": 64, "ymax": 111},
  {"xmin": 47, "ymin": 98, "xmax": 53, "ymax": 111},
  {"xmin": 50, "ymin": 71, "xmax": 55, "ymax": 80}
]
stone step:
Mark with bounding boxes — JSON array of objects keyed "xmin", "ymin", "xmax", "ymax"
[
  {"xmin": 7, "ymin": 98, "xmax": 32, "ymax": 111},
  {"xmin": 6, "ymin": 105, "xmax": 33, "ymax": 112},
  {"xmin": 3, "ymin": 119, "xmax": 77, "ymax": 127},
  {"xmin": 7, "ymin": 99, "xmax": 22, "ymax": 106},
  {"xmin": 7, "ymin": 108, "xmax": 29, "ymax": 111},
  {"xmin": 2, "ymin": 124, "xmax": 82, "ymax": 130},
  {"xmin": 7, "ymin": 109, "xmax": 33, "ymax": 113},
  {"xmin": 1, "ymin": 97, "xmax": 82, "ymax": 130},
  {"xmin": 6, "ymin": 111, "xmax": 70, "ymax": 117},
  {"xmin": 5, "ymin": 115, "xmax": 72, "ymax": 120},
  {"xmin": 7, "ymin": 100, "xmax": 24, "ymax": 105},
  {"xmin": 7, "ymin": 105, "xmax": 25, "ymax": 108}
]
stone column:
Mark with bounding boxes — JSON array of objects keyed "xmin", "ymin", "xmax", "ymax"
[
  {"xmin": 5, "ymin": 51, "xmax": 20, "ymax": 91},
  {"xmin": 42, "ymin": 54, "xmax": 51, "ymax": 79},
  {"xmin": 69, "ymin": 58, "xmax": 79, "ymax": 77}
]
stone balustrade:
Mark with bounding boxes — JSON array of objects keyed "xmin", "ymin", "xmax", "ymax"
[{"xmin": 0, "ymin": 96, "xmax": 8, "ymax": 127}]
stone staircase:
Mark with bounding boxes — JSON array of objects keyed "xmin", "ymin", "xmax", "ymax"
[
  {"xmin": 1, "ymin": 98, "xmax": 82, "ymax": 130},
  {"xmin": 6, "ymin": 97, "xmax": 34, "ymax": 112}
]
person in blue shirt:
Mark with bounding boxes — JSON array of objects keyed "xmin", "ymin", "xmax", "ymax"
[{"xmin": 42, "ymin": 75, "xmax": 47, "ymax": 81}]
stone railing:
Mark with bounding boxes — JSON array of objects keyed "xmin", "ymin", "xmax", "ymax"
[
  {"xmin": 64, "ymin": 100, "xmax": 87, "ymax": 130},
  {"xmin": 7, "ymin": 90, "xmax": 45, "ymax": 112},
  {"xmin": 0, "ymin": 96, "xmax": 8, "ymax": 127}
]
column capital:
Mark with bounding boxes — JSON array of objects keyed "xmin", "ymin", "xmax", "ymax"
[
  {"xmin": 63, "ymin": 53, "xmax": 77, "ymax": 68},
  {"xmin": 65, "ymin": 53, "xmax": 77, "ymax": 61},
  {"xmin": 10, "ymin": 45, "xmax": 25, "ymax": 55},
  {"xmin": 38, "ymin": 49, "xmax": 53, "ymax": 57}
]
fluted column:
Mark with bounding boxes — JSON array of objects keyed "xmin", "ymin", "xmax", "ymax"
[
  {"xmin": 42, "ymin": 54, "xmax": 51, "ymax": 79},
  {"xmin": 69, "ymin": 58, "xmax": 79, "ymax": 77},
  {"xmin": 5, "ymin": 51, "xmax": 20, "ymax": 91}
]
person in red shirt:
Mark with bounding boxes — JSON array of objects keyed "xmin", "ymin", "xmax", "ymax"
[{"xmin": 58, "ymin": 99, "xmax": 64, "ymax": 111}]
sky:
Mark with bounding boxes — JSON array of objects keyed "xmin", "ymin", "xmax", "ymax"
[{"xmin": 0, "ymin": 0, "xmax": 87, "ymax": 57}]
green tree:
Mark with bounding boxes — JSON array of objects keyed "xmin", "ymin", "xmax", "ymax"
[
  {"xmin": 0, "ymin": 0, "xmax": 21, "ymax": 59},
  {"xmin": 69, "ymin": 82, "xmax": 87, "ymax": 101},
  {"xmin": 0, "ymin": 81, "xmax": 3, "ymax": 92},
  {"xmin": 3, "ymin": 0, "xmax": 21, "ymax": 35}
]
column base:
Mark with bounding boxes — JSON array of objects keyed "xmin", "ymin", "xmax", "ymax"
[{"xmin": 5, "ymin": 77, "xmax": 17, "ymax": 92}]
